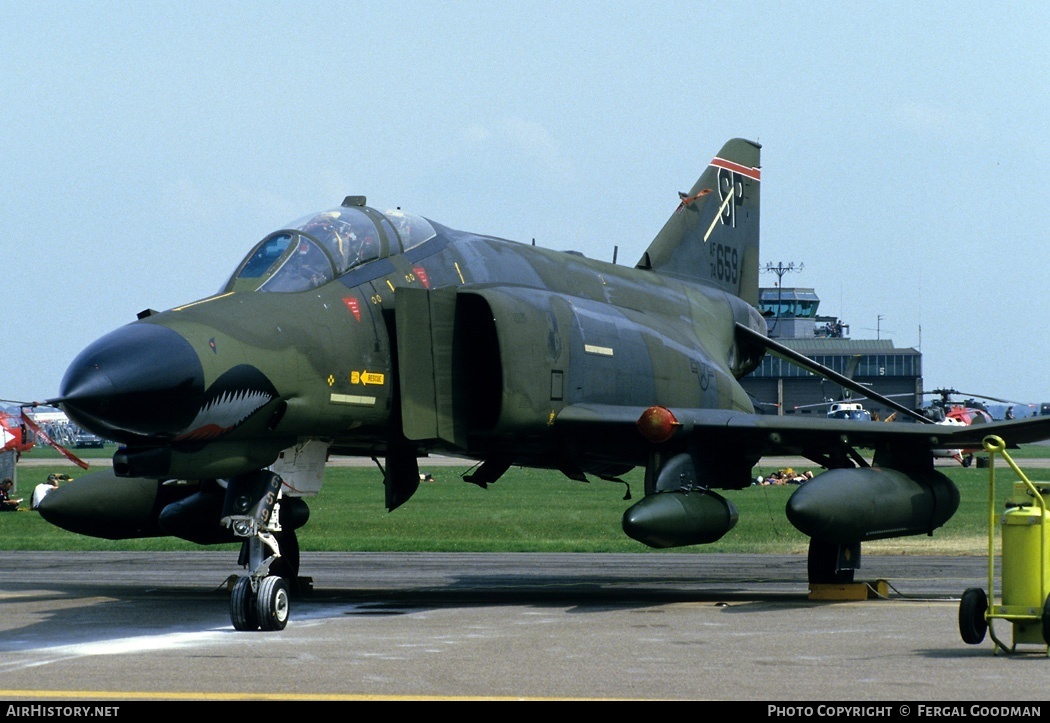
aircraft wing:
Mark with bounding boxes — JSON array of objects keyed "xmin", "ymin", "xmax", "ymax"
[
  {"xmin": 556, "ymin": 403, "xmax": 1050, "ymax": 475},
  {"xmin": 554, "ymin": 403, "xmax": 1050, "ymax": 553},
  {"xmin": 733, "ymin": 323, "xmax": 934, "ymax": 424}
]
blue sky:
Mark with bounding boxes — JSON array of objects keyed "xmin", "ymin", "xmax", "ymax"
[{"xmin": 2, "ymin": 1, "xmax": 1048, "ymax": 409}]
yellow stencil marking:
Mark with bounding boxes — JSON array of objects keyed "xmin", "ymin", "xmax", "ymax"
[
  {"xmin": 330, "ymin": 393, "xmax": 376, "ymax": 406},
  {"xmin": 351, "ymin": 370, "xmax": 385, "ymax": 386}
]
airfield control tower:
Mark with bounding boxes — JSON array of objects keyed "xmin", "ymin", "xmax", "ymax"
[{"xmin": 741, "ymin": 287, "xmax": 923, "ymax": 418}]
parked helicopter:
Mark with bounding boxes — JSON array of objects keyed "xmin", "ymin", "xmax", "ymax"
[
  {"xmin": 905, "ymin": 389, "xmax": 1037, "ymax": 466},
  {"xmin": 0, "ymin": 401, "xmax": 88, "ymax": 468},
  {"xmin": 918, "ymin": 389, "xmax": 992, "ymax": 424},
  {"xmin": 0, "ymin": 404, "xmax": 32, "ymax": 457}
]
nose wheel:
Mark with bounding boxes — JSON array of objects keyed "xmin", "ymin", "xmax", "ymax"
[
  {"xmin": 230, "ymin": 575, "xmax": 259, "ymax": 630},
  {"xmin": 257, "ymin": 576, "xmax": 290, "ymax": 630},
  {"xmin": 231, "ymin": 573, "xmax": 290, "ymax": 631}
]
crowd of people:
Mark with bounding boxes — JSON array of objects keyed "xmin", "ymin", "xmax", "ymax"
[
  {"xmin": 754, "ymin": 468, "xmax": 814, "ymax": 486},
  {"xmin": 0, "ymin": 473, "xmax": 69, "ymax": 511}
]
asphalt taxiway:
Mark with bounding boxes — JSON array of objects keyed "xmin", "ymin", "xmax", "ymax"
[{"xmin": 0, "ymin": 551, "xmax": 1045, "ymax": 702}]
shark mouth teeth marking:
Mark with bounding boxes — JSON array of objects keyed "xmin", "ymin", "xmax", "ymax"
[{"xmin": 175, "ymin": 365, "xmax": 278, "ymax": 441}]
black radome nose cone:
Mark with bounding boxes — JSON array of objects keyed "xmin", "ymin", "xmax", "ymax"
[{"xmin": 59, "ymin": 323, "xmax": 205, "ymax": 442}]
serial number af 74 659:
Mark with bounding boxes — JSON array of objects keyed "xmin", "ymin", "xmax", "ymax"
[{"xmin": 709, "ymin": 242, "xmax": 739, "ymax": 284}]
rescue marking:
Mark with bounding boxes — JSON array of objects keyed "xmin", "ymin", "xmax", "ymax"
[
  {"xmin": 386, "ymin": 279, "xmax": 396, "ymax": 292},
  {"xmin": 454, "ymin": 262, "xmax": 465, "ymax": 284},
  {"xmin": 413, "ymin": 265, "xmax": 431, "ymax": 289},
  {"xmin": 584, "ymin": 344, "xmax": 614, "ymax": 357},
  {"xmin": 351, "ymin": 370, "xmax": 385, "ymax": 386}
]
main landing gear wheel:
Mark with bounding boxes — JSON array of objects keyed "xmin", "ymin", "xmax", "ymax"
[
  {"xmin": 1041, "ymin": 594, "xmax": 1050, "ymax": 645},
  {"xmin": 959, "ymin": 587, "xmax": 988, "ymax": 645},
  {"xmin": 257, "ymin": 575, "xmax": 290, "ymax": 631},
  {"xmin": 230, "ymin": 575, "xmax": 259, "ymax": 631}
]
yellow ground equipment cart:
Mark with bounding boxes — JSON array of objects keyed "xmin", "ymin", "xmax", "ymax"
[{"xmin": 958, "ymin": 435, "xmax": 1050, "ymax": 654}]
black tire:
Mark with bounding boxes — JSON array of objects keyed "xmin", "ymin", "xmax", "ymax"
[
  {"xmin": 256, "ymin": 575, "xmax": 290, "ymax": 631},
  {"xmin": 807, "ymin": 539, "xmax": 855, "ymax": 585},
  {"xmin": 1042, "ymin": 594, "xmax": 1050, "ymax": 645},
  {"xmin": 230, "ymin": 576, "xmax": 259, "ymax": 631},
  {"xmin": 959, "ymin": 587, "xmax": 988, "ymax": 644}
]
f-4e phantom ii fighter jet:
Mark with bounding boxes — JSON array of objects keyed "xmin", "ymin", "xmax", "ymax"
[{"xmin": 38, "ymin": 138, "xmax": 1050, "ymax": 630}]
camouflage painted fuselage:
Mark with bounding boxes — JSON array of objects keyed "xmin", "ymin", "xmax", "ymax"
[{"xmin": 77, "ymin": 222, "xmax": 763, "ymax": 481}]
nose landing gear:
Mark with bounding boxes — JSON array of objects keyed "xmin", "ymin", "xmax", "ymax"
[{"xmin": 223, "ymin": 470, "xmax": 293, "ymax": 631}]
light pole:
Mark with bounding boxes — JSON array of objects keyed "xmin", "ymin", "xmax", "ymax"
[{"xmin": 761, "ymin": 261, "xmax": 804, "ymax": 337}]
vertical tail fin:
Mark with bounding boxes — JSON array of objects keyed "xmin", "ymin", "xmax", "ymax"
[{"xmin": 636, "ymin": 138, "xmax": 761, "ymax": 306}]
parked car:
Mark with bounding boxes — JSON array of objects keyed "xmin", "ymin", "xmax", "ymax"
[{"xmin": 74, "ymin": 430, "xmax": 105, "ymax": 448}]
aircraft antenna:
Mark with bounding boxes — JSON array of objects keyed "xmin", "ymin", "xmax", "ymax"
[{"xmin": 613, "ymin": 246, "xmax": 618, "ymax": 264}]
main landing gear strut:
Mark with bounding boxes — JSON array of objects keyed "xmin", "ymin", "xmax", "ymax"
[
  {"xmin": 807, "ymin": 538, "xmax": 860, "ymax": 585},
  {"xmin": 222, "ymin": 470, "xmax": 292, "ymax": 631}
]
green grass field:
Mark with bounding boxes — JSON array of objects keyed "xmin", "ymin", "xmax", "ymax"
[{"xmin": 3, "ymin": 444, "xmax": 1050, "ymax": 555}]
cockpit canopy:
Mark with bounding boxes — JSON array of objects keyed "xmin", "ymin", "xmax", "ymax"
[{"xmin": 223, "ymin": 200, "xmax": 436, "ymax": 293}]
